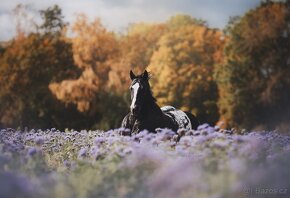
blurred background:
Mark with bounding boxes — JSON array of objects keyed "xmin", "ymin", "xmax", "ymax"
[{"xmin": 0, "ymin": 0, "xmax": 289, "ymax": 131}]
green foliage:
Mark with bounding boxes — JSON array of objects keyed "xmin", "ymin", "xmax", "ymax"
[{"xmin": 215, "ymin": 1, "xmax": 290, "ymax": 129}]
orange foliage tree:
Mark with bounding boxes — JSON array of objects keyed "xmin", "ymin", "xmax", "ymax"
[
  {"xmin": 215, "ymin": 1, "xmax": 290, "ymax": 129},
  {"xmin": 148, "ymin": 15, "xmax": 225, "ymax": 124},
  {"xmin": 5, "ymin": 3, "xmax": 289, "ymax": 130},
  {"xmin": 107, "ymin": 23, "xmax": 169, "ymax": 93},
  {"xmin": 49, "ymin": 15, "xmax": 128, "ymax": 129},
  {"xmin": 0, "ymin": 5, "xmax": 87, "ymax": 129}
]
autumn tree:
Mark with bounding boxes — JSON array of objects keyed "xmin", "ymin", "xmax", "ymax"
[
  {"xmin": 215, "ymin": 1, "xmax": 290, "ymax": 129},
  {"xmin": 166, "ymin": 14, "xmax": 207, "ymax": 29},
  {"xmin": 123, "ymin": 23, "xmax": 168, "ymax": 71},
  {"xmin": 49, "ymin": 15, "xmax": 128, "ymax": 129},
  {"xmin": 148, "ymin": 15, "xmax": 225, "ymax": 125},
  {"xmin": 0, "ymin": 5, "xmax": 87, "ymax": 129},
  {"xmin": 108, "ymin": 23, "xmax": 169, "ymax": 92}
]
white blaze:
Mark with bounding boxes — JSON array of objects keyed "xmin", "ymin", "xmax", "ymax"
[{"xmin": 130, "ymin": 82, "xmax": 140, "ymax": 112}]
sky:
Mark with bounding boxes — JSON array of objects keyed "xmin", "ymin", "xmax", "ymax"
[{"xmin": 0, "ymin": 0, "xmax": 262, "ymax": 41}]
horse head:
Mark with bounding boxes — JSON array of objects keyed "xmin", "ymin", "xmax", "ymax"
[{"xmin": 129, "ymin": 70, "xmax": 152, "ymax": 117}]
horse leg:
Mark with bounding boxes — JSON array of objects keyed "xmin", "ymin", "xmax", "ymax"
[{"xmin": 121, "ymin": 113, "xmax": 134, "ymax": 130}]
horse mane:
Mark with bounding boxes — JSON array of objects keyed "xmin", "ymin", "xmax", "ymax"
[
  {"xmin": 147, "ymin": 84, "xmax": 157, "ymax": 102},
  {"xmin": 147, "ymin": 72, "xmax": 157, "ymax": 102},
  {"xmin": 139, "ymin": 72, "xmax": 157, "ymax": 102}
]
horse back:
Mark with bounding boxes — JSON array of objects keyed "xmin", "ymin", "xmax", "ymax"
[{"xmin": 161, "ymin": 106, "xmax": 191, "ymax": 130}]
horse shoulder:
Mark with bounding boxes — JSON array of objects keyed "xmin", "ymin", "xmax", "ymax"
[
  {"xmin": 144, "ymin": 113, "xmax": 178, "ymax": 132},
  {"xmin": 136, "ymin": 114, "xmax": 163, "ymax": 133}
]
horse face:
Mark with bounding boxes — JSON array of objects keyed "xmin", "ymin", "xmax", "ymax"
[{"xmin": 129, "ymin": 70, "xmax": 149, "ymax": 116}]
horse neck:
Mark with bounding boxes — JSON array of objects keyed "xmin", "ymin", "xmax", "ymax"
[{"xmin": 139, "ymin": 94, "xmax": 162, "ymax": 119}]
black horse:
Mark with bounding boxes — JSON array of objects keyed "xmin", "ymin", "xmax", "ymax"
[{"xmin": 121, "ymin": 70, "xmax": 199, "ymax": 134}]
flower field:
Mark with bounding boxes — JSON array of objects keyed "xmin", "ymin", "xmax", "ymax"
[{"xmin": 0, "ymin": 125, "xmax": 290, "ymax": 198}]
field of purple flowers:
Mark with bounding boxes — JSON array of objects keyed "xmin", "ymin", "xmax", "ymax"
[{"xmin": 1, "ymin": 125, "xmax": 290, "ymax": 198}]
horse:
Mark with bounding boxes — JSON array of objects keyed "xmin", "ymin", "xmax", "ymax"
[{"xmin": 121, "ymin": 70, "xmax": 199, "ymax": 134}]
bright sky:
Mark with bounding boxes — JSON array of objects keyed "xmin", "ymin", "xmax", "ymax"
[{"xmin": 0, "ymin": 0, "xmax": 261, "ymax": 41}]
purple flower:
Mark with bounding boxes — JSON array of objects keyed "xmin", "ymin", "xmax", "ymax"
[
  {"xmin": 177, "ymin": 128, "xmax": 186, "ymax": 136},
  {"xmin": 27, "ymin": 147, "xmax": 37, "ymax": 156},
  {"xmin": 124, "ymin": 147, "xmax": 133, "ymax": 155},
  {"xmin": 116, "ymin": 128, "xmax": 131, "ymax": 136},
  {"xmin": 157, "ymin": 128, "xmax": 176, "ymax": 141},
  {"xmin": 212, "ymin": 140, "xmax": 228, "ymax": 149},
  {"xmin": 0, "ymin": 172, "xmax": 34, "ymax": 197},
  {"xmin": 179, "ymin": 136, "xmax": 193, "ymax": 147},
  {"xmin": 78, "ymin": 148, "xmax": 87, "ymax": 158},
  {"xmin": 205, "ymin": 126, "xmax": 215, "ymax": 133},
  {"xmin": 63, "ymin": 160, "xmax": 71, "ymax": 168},
  {"xmin": 197, "ymin": 123, "xmax": 210, "ymax": 130},
  {"xmin": 132, "ymin": 130, "xmax": 149, "ymax": 140},
  {"xmin": 228, "ymin": 158, "xmax": 246, "ymax": 174},
  {"xmin": 34, "ymin": 136, "xmax": 45, "ymax": 145},
  {"xmin": 90, "ymin": 146, "xmax": 106, "ymax": 160},
  {"xmin": 94, "ymin": 137, "xmax": 106, "ymax": 146},
  {"xmin": 195, "ymin": 135, "xmax": 210, "ymax": 145},
  {"xmin": 149, "ymin": 159, "xmax": 200, "ymax": 198}
]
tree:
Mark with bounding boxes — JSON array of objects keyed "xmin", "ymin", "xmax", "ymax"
[
  {"xmin": 166, "ymin": 14, "xmax": 207, "ymax": 29},
  {"xmin": 39, "ymin": 5, "xmax": 67, "ymax": 35},
  {"xmin": 0, "ymin": 5, "xmax": 86, "ymax": 129},
  {"xmin": 49, "ymin": 14, "xmax": 119, "ymax": 112},
  {"xmin": 148, "ymin": 17, "xmax": 225, "ymax": 125},
  {"xmin": 49, "ymin": 15, "xmax": 128, "ymax": 129},
  {"xmin": 123, "ymin": 23, "xmax": 168, "ymax": 72},
  {"xmin": 215, "ymin": 1, "xmax": 290, "ymax": 129},
  {"xmin": 107, "ymin": 23, "xmax": 169, "ymax": 92}
]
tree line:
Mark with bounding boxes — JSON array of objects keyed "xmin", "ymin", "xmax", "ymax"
[{"xmin": 0, "ymin": 1, "xmax": 289, "ymax": 131}]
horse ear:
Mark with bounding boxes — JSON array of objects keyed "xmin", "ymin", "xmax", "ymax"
[
  {"xmin": 142, "ymin": 70, "xmax": 149, "ymax": 81},
  {"xmin": 130, "ymin": 70, "xmax": 136, "ymax": 80}
]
